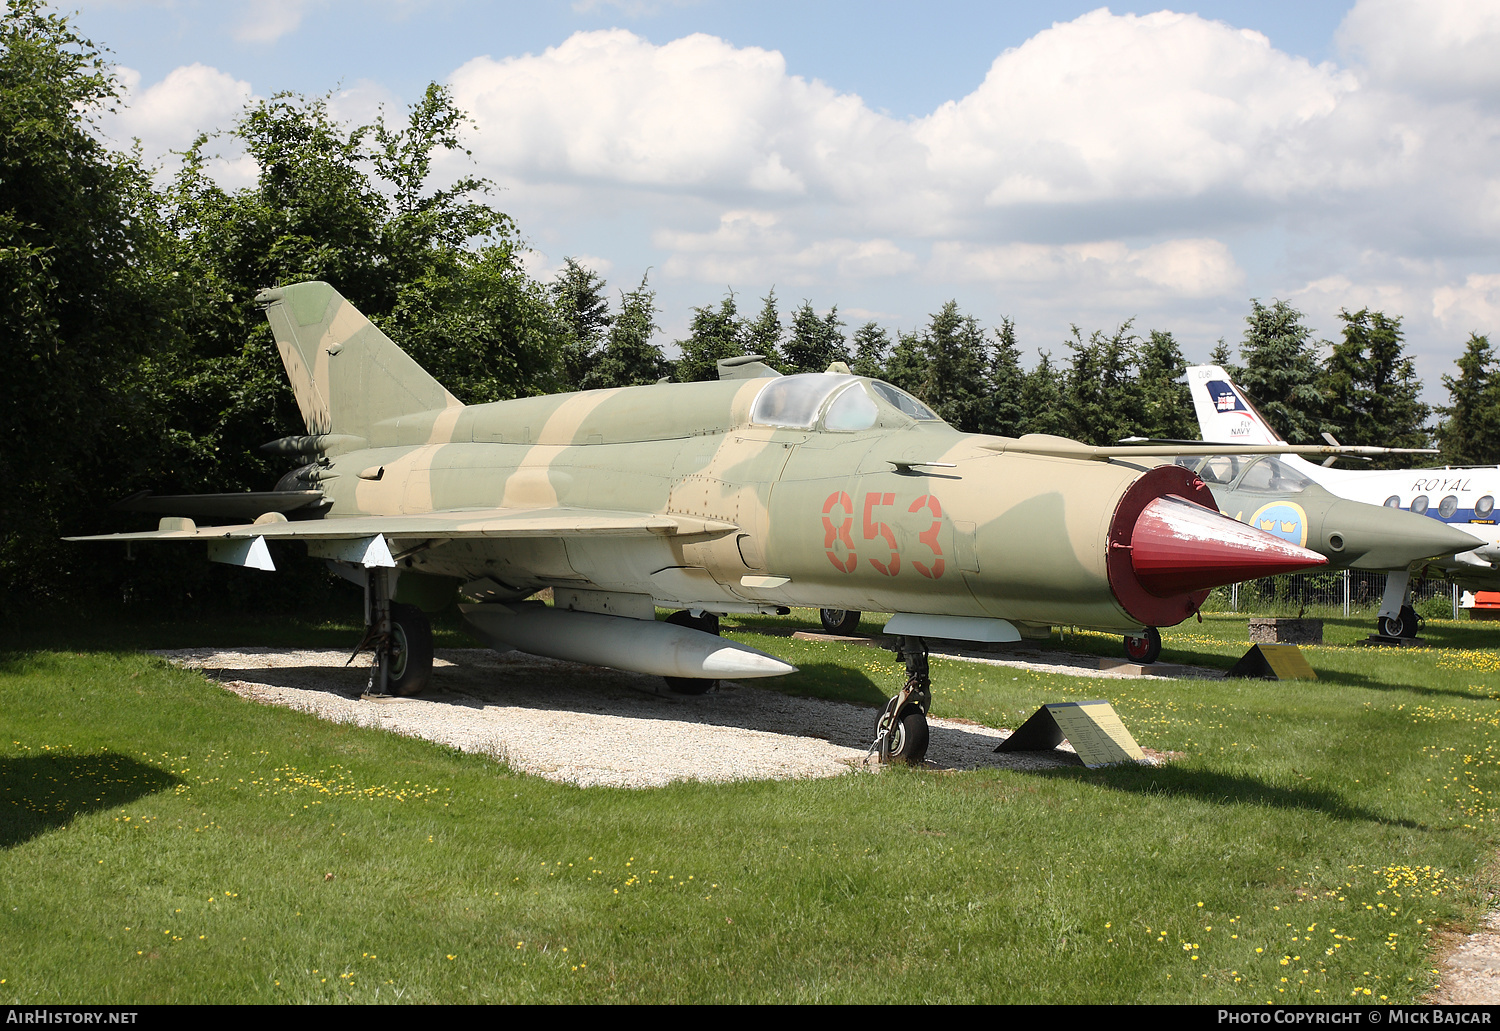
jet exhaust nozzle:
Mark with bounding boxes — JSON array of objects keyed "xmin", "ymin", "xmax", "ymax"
[{"xmin": 1130, "ymin": 495, "xmax": 1327, "ymax": 596}]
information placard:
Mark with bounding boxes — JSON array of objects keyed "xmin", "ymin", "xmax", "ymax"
[{"xmin": 996, "ymin": 700, "xmax": 1147, "ymax": 768}]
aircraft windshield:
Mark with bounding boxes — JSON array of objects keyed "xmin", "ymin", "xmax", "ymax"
[
  {"xmin": 1173, "ymin": 455, "xmax": 1314, "ymax": 493},
  {"xmin": 868, "ymin": 380, "xmax": 939, "ymax": 421},
  {"xmin": 1235, "ymin": 456, "xmax": 1316, "ymax": 493},
  {"xmin": 822, "ymin": 382, "xmax": 880, "ymax": 432},
  {"xmin": 750, "ymin": 374, "xmax": 854, "ymax": 429},
  {"xmin": 1176, "ymin": 455, "xmax": 1244, "ymax": 485}
]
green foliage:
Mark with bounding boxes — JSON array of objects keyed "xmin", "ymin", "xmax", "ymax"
[
  {"xmin": 580, "ymin": 274, "xmax": 669, "ymax": 389},
  {"xmin": 0, "ymin": 0, "xmax": 181, "ymax": 606},
  {"xmin": 1437, "ymin": 333, "xmax": 1500, "ymax": 466},
  {"xmin": 782, "ymin": 300, "xmax": 849, "ymax": 375},
  {"xmin": 1136, "ymin": 330, "xmax": 1195, "ymax": 440},
  {"xmin": 740, "ymin": 289, "xmax": 784, "ymax": 371},
  {"xmin": 1321, "ymin": 309, "xmax": 1431, "ymax": 465},
  {"xmin": 849, "ymin": 321, "xmax": 890, "ymax": 379},
  {"xmin": 1236, "ymin": 299, "xmax": 1328, "ymax": 443},
  {"xmin": 551, "ymin": 257, "xmax": 612, "ymax": 388},
  {"xmin": 1062, "ymin": 321, "xmax": 1145, "ymax": 445},
  {"xmin": 883, "ymin": 301, "xmax": 993, "ymax": 432},
  {"xmin": 673, "ymin": 291, "xmax": 746, "ymax": 383},
  {"xmin": 980, "ymin": 318, "xmax": 1028, "ymax": 438},
  {"xmin": 1019, "ymin": 351, "xmax": 1069, "ymax": 437}
]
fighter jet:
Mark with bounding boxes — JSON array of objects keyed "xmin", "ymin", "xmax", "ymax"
[
  {"xmin": 75, "ymin": 283, "xmax": 1384, "ymax": 764},
  {"xmin": 1188, "ymin": 365, "xmax": 1500, "ymax": 638}
]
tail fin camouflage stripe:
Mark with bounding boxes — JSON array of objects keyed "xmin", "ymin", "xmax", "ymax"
[{"xmin": 256, "ymin": 282, "xmax": 461, "ymax": 440}]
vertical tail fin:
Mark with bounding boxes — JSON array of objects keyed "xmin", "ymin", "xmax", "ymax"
[
  {"xmin": 1186, "ymin": 365, "xmax": 1285, "ymax": 445},
  {"xmin": 256, "ymin": 281, "xmax": 461, "ymax": 440}
]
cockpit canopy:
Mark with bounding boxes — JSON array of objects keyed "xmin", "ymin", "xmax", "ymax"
[
  {"xmin": 749, "ymin": 374, "xmax": 939, "ymax": 432},
  {"xmin": 1173, "ymin": 454, "xmax": 1316, "ymax": 493}
]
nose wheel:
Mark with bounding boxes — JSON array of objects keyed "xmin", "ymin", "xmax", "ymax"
[
  {"xmin": 873, "ymin": 635, "xmax": 931, "ymax": 764},
  {"xmin": 819, "ymin": 608, "xmax": 862, "ymax": 634},
  {"xmin": 1123, "ymin": 626, "xmax": 1162, "ymax": 664}
]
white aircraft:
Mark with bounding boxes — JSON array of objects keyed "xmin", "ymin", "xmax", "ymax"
[{"xmin": 1187, "ymin": 365, "xmax": 1500, "ymax": 638}]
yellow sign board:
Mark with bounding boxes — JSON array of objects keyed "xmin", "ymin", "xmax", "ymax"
[
  {"xmin": 996, "ymin": 700, "xmax": 1147, "ymax": 768},
  {"xmin": 1227, "ymin": 643, "xmax": 1317, "ymax": 680}
]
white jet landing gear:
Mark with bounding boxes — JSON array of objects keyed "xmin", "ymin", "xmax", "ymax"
[
  {"xmin": 1123, "ymin": 626, "xmax": 1162, "ymax": 664},
  {"xmin": 663, "ymin": 609, "xmax": 720, "ymax": 695},
  {"xmin": 1376, "ymin": 570, "xmax": 1421, "ymax": 640},
  {"xmin": 874, "ymin": 636, "xmax": 932, "ymax": 765},
  {"xmin": 356, "ymin": 568, "xmax": 433, "ymax": 697}
]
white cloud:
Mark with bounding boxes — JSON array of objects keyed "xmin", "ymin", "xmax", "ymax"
[
  {"xmin": 915, "ymin": 10, "xmax": 1359, "ymax": 208},
  {"xmin": 101, "ymin": 63, "xmax": 256, "ymax": 182},
  {"xmin": 449, "ymin": 30, "xmax": 900, "ymax": 197},
  {"xmin": 930, "ymin": 237, "xmax": 1244, "ymax": 301},
  {"xmin": 1433, "ymin": 274, "xmax": 1500, "ymax": 336},
  {"xmin": 1338, "ymin": 0, "xmax": 1500, "ymax": 101},
  {"xmin": 654, "ymin": 210, "xmax": 915, "ymax": 284},
  {"xmin": 234, "ymin": 0, "xmax": 318, "ymax": 44}
]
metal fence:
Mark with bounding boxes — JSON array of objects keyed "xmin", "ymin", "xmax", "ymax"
[{"xmin": 1200, "ymin": 570, "xmax": 1462, "ymax": 619}]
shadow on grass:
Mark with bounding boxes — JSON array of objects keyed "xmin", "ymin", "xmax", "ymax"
[
  {"xmin": 1, "ymin": 752, "xmax": 181, "ymax": 848},
  {"xmin": 1027, "ymin": 762, "xmax": 1421, "ymax": 828},
  {"xmin": 0, "ymin": 604, "xmax": 476, "ymax": 654},
  {"xmin": 750, "ymin": 662, "xmax": 893, "ymax": 708}
]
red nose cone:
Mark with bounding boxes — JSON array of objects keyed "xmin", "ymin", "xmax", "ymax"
[{"xmin": 1130, "ymin": 495, "xmax": 1327, "ymax": 596}]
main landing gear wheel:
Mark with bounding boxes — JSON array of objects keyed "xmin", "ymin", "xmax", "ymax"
[
  {"xmin": 819, "ymin": 608, "xmax": 861, "ymax": 634},
  {"xmin": 663, "ymin": 609, "xmax": 720, "ymax": 695},
  {"xmin": 1380, "ymin": 604, "xmax": 1420, "ymax": 639},
  {"xmin": 875, "ymin": 702, "xmax": 929, "ymax": 765},
  {"xmin": 387, "ymin": 602, "xmax": 433, "ymax": 696},
  {"xmin": 1123, "ymin": 626, "xmax": 1162, "ymax": 664}
]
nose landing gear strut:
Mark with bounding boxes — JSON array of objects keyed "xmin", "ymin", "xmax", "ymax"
[{"xmin": 873, "ymin": 635, "xmax": 931, "ymax": 764}]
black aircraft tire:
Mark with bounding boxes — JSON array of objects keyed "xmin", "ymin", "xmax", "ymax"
[
  {"xmin": 664, "ymin": 610, "xmax": 719, "ymax": 695},
  {"xmin": 1381, "ymin": 606, "xmax": 1419, "ymax": 639},
  {"xmin": 1123, "ymin": 626, "xmax": 1162, "ymax": 664},
  {"xmin": 819, "ymin": 608, "xmax": 861, "ymax": 634},
  {"xmin": 876, "ymin": 706, "xmax": 930, "ymax": 765},
  {"xmin": 388, "ymin": 602, "xmax": 434, "ymax": 696}
]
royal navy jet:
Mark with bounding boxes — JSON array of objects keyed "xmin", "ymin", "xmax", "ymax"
[
  {"xmin": 1188, "ymin": 365, "xmax": 1500, "ymax": 638},
  {"xmin": 75, "ymin": 283, "xmax": 1395, "ymax": 763}
]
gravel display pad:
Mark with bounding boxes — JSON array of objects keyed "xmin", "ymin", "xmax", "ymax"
[{"xmin": 154, "ymin": 647, "xmax": 1095, "ymax": 788}]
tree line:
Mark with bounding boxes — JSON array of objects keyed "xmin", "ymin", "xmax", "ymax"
[{"xmin": 4, "ymin": 0, "xmax": 1500, "ymax": 611}]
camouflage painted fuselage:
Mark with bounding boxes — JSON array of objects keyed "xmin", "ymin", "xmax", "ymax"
[{"xmin": 307, "ymin": 377, "xmax": 1156, "ymax": 632}]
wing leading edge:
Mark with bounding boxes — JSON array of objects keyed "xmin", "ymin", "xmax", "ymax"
[{"xmin": 67, "ymin": 507, "xmax": 737, "ymax": 544}]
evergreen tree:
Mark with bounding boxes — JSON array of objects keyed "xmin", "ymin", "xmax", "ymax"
[
  {"xmin": 850, "ymin": 322, "xmax": 890, "ymax": 378},
  {"xmin": 1062, "ymin": 321, "xmax": 1144, "ymax": 445},
  {"xmin": 978, "ymin": 317, "xmax": 1027, "ymax": 438},
  {"xmin": 783, "ymin": 300, "xmax": 849, "ymax": 374},
  {"xmin": 1208, "ymin": 337, "xmax": 1236, "ymax": 374},
  {"xmin": 551, "ymin": 257, "xmax": 611, "ymax": 389},
  {"xmin": 1019, "ymin": 351, "xmax": 1069, "ymax": 437},
  {"xmin": 674, "ymin": 291, "xmax": 744, "ymax": 382},
  {"xmin": 1320, "ymin": 308, "xmax": 1430, "ymax": 464},
  {"xmin": 740, "ymin": 289, "xmax": 784, "ymax": 370},
  {"xmin": 582, "ymin": 273, "xmax": 667, "ymax": 389},
  {"xmin": 1437, "ymin": 333, "xmax": 1500, "ymax": 466},
  {"xmin": 884, "ymin": 302, "xmax": 991, "ymax": 431},
  {"xmin": 1237, "ymin": 299, "xmax": 1326, "ymax": 442},
  {"xmin": 1136, "ymin": 329, "xmax": 1195, "ymax": 440}
]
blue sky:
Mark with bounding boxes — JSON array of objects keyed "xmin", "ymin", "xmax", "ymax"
[{"xmin": 78, "ymin": 1, "xmax": 1500, "ymax": 403}]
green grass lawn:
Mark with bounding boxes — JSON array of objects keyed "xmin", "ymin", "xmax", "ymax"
[{"xmin": 3, "ymin": 605, "xmax": 1500, "ymax": 1003}]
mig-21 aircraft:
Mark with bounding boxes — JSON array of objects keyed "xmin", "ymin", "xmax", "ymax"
[
  {"xmin": 1188, "ymin": 365, "xmax": 1500, "ymax": 639},
  {"xmin": 75, "ymin": 283, "xmax": 1411, "ymax": 763}
]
